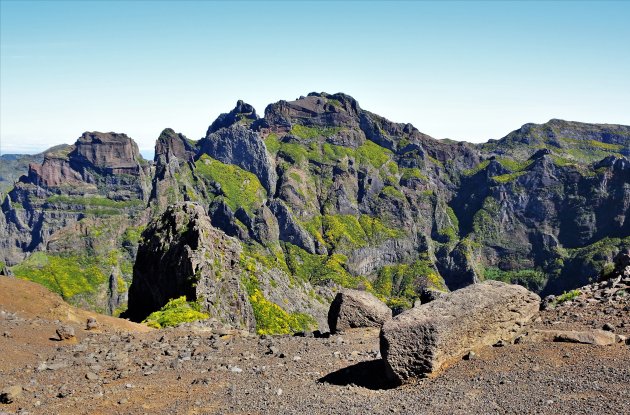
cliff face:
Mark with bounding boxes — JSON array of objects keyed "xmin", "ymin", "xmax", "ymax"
[
  {"xmin": 0, "ymin": 132, "xmax": 151, "ymax": 313},
  {"xmin": 126, "ymin": 202, "xmax": 255, "ymax": 328},
  {"xmin": 126, "ymin": 202, "xmax": 328, "ymax": 331},
  {"xmin": 2, "ymin": 92, "xmax": 629, "ymax": 333}
]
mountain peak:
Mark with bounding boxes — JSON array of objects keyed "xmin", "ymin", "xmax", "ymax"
[{"xmin": 206, "ymin": 100, "xmax": 258, "ymax": 135}]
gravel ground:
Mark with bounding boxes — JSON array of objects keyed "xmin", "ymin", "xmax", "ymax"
[{"xmin": 0, "ymin": 278, "xmax": 629, "ymax": 415}]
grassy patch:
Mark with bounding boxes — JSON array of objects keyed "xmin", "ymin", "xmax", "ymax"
[
  {"xmin": 12, "ymin": 252, "xmax": 109, "ymax": 301},
  {"xmin": 356, "ymin": 140, "xmax": 392, "ymax": 168},
  {"xmin": 283, "ymin": 243, "xmax": 363, "ymax": 287},
  {"xmin": 302, "ymin": 214, "xmax": 402, "ymax": 251},
  {"xmin": 121, "ymin": 225, "xmax": 145, "ymax": 245},
  {"xmin": 463, "ymin": 160, "xmax": 491, "ymax": 176},
  {"xmin": 496, "ymin": 157, "xmax": 534, "ymax": 172},
  {"xmin": 264, "ymin": 133, "xmax": 281, "ymax": 154},
  {"xmin": 554, "ymin": 289, "xmax": 582, "ymax": 304},
  {"xmin": 373, "ymin": 257, "xmax": 446, "ymax": 300},
  {"xmin": 400, "ymin": 167, "xmax": 427, "ymax": 182},
  {"xmin": 322, "ymin": 214, "xmax": 368, "ymax": 249},
  {"xmin": 290, "ymin": 124, "xmax": 342, "ymax": 140},
  {"xmin": 142, "ymin": 296, "xmax": 209, "ymax": 329},
  {"xmin": 472, "ymin": 197, "xmax": 501, "ymax": 240},
  {"xmin": 242, "ymin": 274, "xmax": 316, "ymax": 335},
  {"xmin": 427, "ymin": 155, "xmax": 444, "ymax": 168},
  {"xmin": 270, "ymin": 134, "xmax": 392, "ymax": 172},
  {"xmin": 381, "ymin": 186, "xmax": 405, "ymax": 200},
  {"xmin": 492, "ymin": 171, "xmax": 526, "ymax": 184},
  {"xmin": 195, "ymin": 154, "xmax": 266, "ymax": 214}
]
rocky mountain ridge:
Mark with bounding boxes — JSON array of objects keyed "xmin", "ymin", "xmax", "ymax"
[{"xmin": 1, "ymin": 91, "xmax": 629, "ymax": 334}]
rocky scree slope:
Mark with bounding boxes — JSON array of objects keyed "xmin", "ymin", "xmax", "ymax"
[
  {"xmin": 0, "ymin": 260, "xmax": 629, "ymax": 415},
  {"xmin": 1, "ymin": 92, "xmax": 629, "ymax": 334}
]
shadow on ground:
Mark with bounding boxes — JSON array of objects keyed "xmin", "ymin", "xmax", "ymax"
[{"xmin": 318, "ymin": 359, "xmax": 401, "ymax": 390}]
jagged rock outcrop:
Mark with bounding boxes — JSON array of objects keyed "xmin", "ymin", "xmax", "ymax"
[
  {"xmin": 268, "ymin": 200, "xmax": 316, "ymax": 254},
  {"xmin": 328, "ymin": 289, "xmax": 392, "ymax": 333},
  {"xmin": 24, "ymin": 146, "xmax": 82, "ymax": 188},
  {"xmin": 126, "ymin": 202, "xmax": 255, "ymax": 329},
  {"xmin": 207, "ymin": 100, "xmax": 258, "ymax": 134},
  {"xmin": 126, "ymin": 202, "xmax": 329, "ymax": 331},
  {"xmin": 208, "ymin": 198, "xmax": 249, "ymax": 240},
  {"xmin": 149, "ymin": 128, "xmax": 199, "ymax": 212},
  {"xmin": 380, "ymin": 281, "xmax": 540, "ymax": 382},
  {"xmin": 71, "ymin": 132, "xmax": 145, "ymax": 176},
  {"xmin": 198, "ymin": 102, "xmax": 277, "ymax": 194}
]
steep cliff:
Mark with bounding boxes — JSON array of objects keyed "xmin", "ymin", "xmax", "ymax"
[
  {"xmin": 1, "ymin": 132, "xmax": 151, "ymax": 313},
  {"xmin": 126, "ymin": 202, "xmax": 327, "ymax": 333}
]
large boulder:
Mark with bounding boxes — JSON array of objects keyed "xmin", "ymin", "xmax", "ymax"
[
  {"xmin": 516, "ymin": 329, "xmax": 618, "ymax": 346},
  {"xmin": 328, "ymin": 289, "xmax": 392, "ymax": 333},
  {"xmin": 380, "ymin": 280, "xmax": 540, "ymax": 382}
]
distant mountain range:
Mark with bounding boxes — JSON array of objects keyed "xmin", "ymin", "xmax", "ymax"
[{"xmin": 1, "ymin": 92, "xmax": 629, "ymax": 333}]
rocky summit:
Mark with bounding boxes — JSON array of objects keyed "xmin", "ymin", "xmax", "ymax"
[{"xmin": 0, "ymin": 92, "xmax": 629, "ymax": 413}]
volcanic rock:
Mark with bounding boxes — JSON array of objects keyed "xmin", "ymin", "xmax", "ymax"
[
  {"xmin": 380, "ymin": 281, "xmax": 540, "ymax": 382},
  {"xmin": 126, "ymin": 202, "xmax": 255, "ymax": 329},
  {"xmin": 328, "ymin": 289, "xmax": 392, "ymax": 334}
]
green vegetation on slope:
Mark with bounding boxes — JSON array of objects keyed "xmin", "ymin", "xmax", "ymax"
[
  {"xmin": 290, "ymin": 124, "xmax": 342, "ymax": 140},
  {"xmin": 373, "ymin": 256, "xmax": 447, "ymax": 309},
  {"xmin": 482, "ymin": 267, "xmax": 547, "ymax": 292},
  {"xmin": 142, "ymin": 296, "xmax": 209, "ymax": 329},
  {"xmin": 553, "ymin": 289, "xmax": 582, "ymax": 305},
  {"xmin": 266, "ymin": 131, "xmax": 393, "ymax": 170},
  {"xmin": 302, "ymin": 214, "xmax": 402, "ymax": 251},
  {"xmin": 12, "ymin": 252, "xmax": 110, "ymax": 302},
  {"xmin": 492, "ymin": 171, "xmax": 527, "ymax": 184},
  {"xmin": 195, "ymin": 154, "xmax": 266, "ymax": 214},
  {"xmin": 283, "ymin": 243, "xmax": 367, "ymax": 288},
  {"xmin": 355, "ymin": 140, "xmax": 392, "ymax": 168},
  {"xmin": 400, "ymin": 167, "xmax": 428, "ymax": 182},
  {"xmin": 242, "ymin": 273, "xmax": 316, "ymax": 335}
]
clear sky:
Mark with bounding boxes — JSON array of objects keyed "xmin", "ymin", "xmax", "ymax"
[{"xmin": 1, "ymin": 1, "xmax": 629, "ymax": 158}]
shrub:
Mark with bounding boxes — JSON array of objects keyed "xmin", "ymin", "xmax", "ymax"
[
  {"xmin": 242, "ymin": 274, "xmax": 316, "ymax": 335},
  {"xmin": 142, "ymin": 296, "xmax": 209, "ymax": 329},
  {"xmin": 12, "ymin": 252, "xmax": 108, "ymax": 301},
  {"xmin": 356, "ymin": 140, "xmax": 392, "ymax": 168},
  {"xmin": 554, "ymin": 289, "xmax": 581, "ymax": 304}
]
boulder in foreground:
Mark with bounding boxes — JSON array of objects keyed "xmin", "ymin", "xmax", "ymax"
[
  {"xmin": 328, "ymin": 289, "xmax": 392, "ymax": 333},
  {"xmin": 516, "ymin": 329, "xmax": 618, "ymax": 346},
  {"xmin": 380, "ymin": 280, "xmax": 540, "ymax": 382},
  {"xmin": 56, "ymin": 325, "xmax": 75, "ymax": 341}
]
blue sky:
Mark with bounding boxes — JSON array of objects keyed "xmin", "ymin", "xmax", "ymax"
[{"xmin": 1, "ymin": 1, "xmax": 629, "ymax": 158}]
